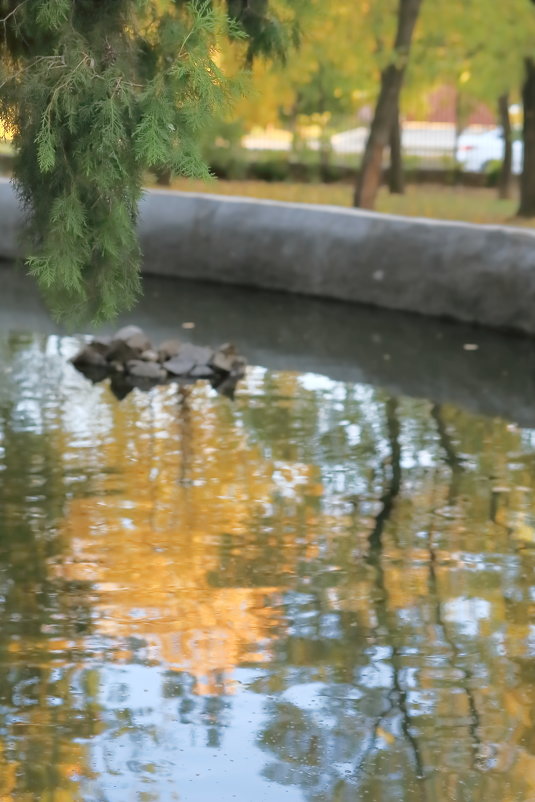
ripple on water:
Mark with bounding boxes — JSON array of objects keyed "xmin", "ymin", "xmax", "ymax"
[{"xmin": 0, "ymin": 332, "xmax": 534, "ymax": 801}]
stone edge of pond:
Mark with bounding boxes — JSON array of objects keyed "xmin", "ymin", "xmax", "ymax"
[{"xmin": 2, "ymin": 177, "xmax": 535, "ymax": 335}]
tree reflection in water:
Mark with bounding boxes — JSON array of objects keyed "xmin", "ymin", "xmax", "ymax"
[{"xmin": 0, "ymin": 334, "xmax": 535, "ymax": 800}]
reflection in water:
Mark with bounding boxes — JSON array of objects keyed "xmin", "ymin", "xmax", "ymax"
[{"xmin": 1, "ymin": 333, "xmax": 535, "ymax": 800}]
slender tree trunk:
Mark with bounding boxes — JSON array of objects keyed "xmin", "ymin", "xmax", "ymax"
[
  {"xmin": 497, "ymin": 92, "xmax": 513, "ymax": 200},
  {"xmin": 317, "ymin": 74, "xmax": 332, "ymax": 182},
  {"xmin": 519, "ymin": 58, "xmax": 535, "ymax": 216},
  {"xmin": 288, "ymin": 99, "xmax": 300, "ymax": 155},
  {"xmin": 319, "ymin": 135, "xmax": 332, "ymax": 182},
  {"xmin": 354, "ymin": 0, "xmax": 422, "ymax": 209},
  {"xmin": 154, "ymin": 167, "xmax": 172, "ymax": 187},
  {"xmin": 453, "ymin": 88, "xmax": 463, "ymax": 161},
  {"xmin": 388, "ymin": 106, "xmax": 405, "ymax": 194}
]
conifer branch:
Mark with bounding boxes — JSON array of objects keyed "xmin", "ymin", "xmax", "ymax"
[{"xmin": 0, "ymin": 0, "xmax": 301, "ymax": 322}]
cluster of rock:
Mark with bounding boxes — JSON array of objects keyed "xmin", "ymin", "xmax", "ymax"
[{"xmin": 71, "ymin": 325, "xmax": 247, "ymax": 399}]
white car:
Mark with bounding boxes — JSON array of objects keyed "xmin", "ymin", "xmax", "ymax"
[{"xmin": 456, "ymin": 127, "xmax": 523, "ymax": 173}]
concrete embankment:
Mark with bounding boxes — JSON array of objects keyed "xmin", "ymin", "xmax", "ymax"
[{"xmin": 2, "ymin": 177, "xmax": 535, "ymax": 335}]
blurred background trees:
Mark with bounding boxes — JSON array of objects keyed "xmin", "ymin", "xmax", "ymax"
[{"xmin": 215, "ymin": 0, "xmax": 535, "ymax": 211}]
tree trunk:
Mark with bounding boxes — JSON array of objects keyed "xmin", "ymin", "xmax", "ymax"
[
  {"xmin": 154, "ymin": 167, "xmax": 172, "ymax": 187},
  {"xmin": 288, "ymin": 99, "xmax": 300, "ymax": 156},
  {"xmin": 319, "ymin": 136, "xmax": 332, "ymax": 182},
  {"xmin": 497, "ymin": 92, "xmax": 512, "ymax": 200},
  {"xmin": 519, "ymin": 58, "xmax": 535, "ymax": 216},
  {"xmin": 354, "ymin": 0, "xmax": 422, "ymax": 209},
  {"xmin": 388, "ymin": 106, "xmax": 405, "ymax": 194},
  {"xmin": 453, "ymin": 89, "xmax": 461, "ymax": 161}
]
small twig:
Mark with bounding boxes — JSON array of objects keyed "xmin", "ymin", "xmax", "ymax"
[
  {"xmin": 0, "ymin": 55, "xmax": 64, "ymax": 90},
  {"xmin": 0, "ymin": 0, "xmax": 29, "ymax": 26}
]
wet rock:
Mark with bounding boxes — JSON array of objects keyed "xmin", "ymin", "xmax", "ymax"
[
  {"xmin": 210, "ymin": 353, "xmax": 246, "ymax": 398},
  {"xmin": 109, "ymin": 373, "xmax": 134, "ymax": 400},
  {"xmin": 110, "ymin": 361, "xmax": 125, "ymax": 373},
  {"xmin": 212, "ymin": 353, "xmax": 234, "ymax": 373},
  {"xmin": 158, "ymin": 338, "xmax": 182, "ymax": 361},
  {"xmin": 190, "ymin": 364, "xmax": 215, "ymax": 379},
  {"xmin": 210, "ymin": 343, "xmax": 238, "ymax": 373},
  {"xmin": 90, "ymin": 336, "xmax": 112, "ymax": 355},
  {"xmin": 71, "ymin": 344, "xmax": 108, "ymax": 368},
  {"xmin": 229, "ymin": 356, "xmax": 247, "ymax": 379},
  {"xmin": 163, "ymin": 356, "xmax": 196, "ymax": 376},
  {"xmin": 73, "ymin": 364, "xmax": 110, "ymax": 385},
  {"xmin": 108, "ymin": 325, "xmax": 152, "ymax": 359},
  {"xmin": 181, "ymin": 343, "xmax": 214, "ymax": 365},
  {"xmin": 71, "ymin": 328, "xmax": 246, "ymax": 398},
  {"xmin": 141, "ymin": 349, "xmax": 159, "ymax": 362},
  {"xmin": 126, "ymin": 331, "xmax": 152, "ymax": 352},
  {"xmin": 106, "ymin": 339, "xmax": 141, "ymax": 364},
  {"xmin": 213, "ymin": 373, "xmax": 240, "ymax": 399},
  {"xmin": 113, "ymin": 325, "xmax": 144, "ymax": 342},
  {"xmin": 126, "ymin": 360, "xmax": 165, "ymax": 380}
]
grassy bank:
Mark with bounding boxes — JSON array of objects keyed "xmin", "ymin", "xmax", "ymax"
[{"xmin": 147, "ymin": 177, "xmax": 530, "ymax": 227}]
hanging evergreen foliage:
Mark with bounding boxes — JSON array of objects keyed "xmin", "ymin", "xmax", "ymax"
[{"xmin": 0, "ymin": 0, "xmax": 300, "ymax": 321}]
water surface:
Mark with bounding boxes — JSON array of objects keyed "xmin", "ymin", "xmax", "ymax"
[{"xmin": 2, "ymin": 328, "xmax": 535, "ymax": 801}]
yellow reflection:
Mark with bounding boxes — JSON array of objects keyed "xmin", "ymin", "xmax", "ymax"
[{"xmin": 53, "ymin": 382, "xmax": 316, "ymax": 694}]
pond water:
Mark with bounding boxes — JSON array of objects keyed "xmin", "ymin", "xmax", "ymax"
[{"xmin": 2, "ymin": 272, "xmax": 535, "ymax": 801}]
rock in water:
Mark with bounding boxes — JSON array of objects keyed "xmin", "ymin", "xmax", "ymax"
[
  {"xmin": 71, "ymin": 329, "xmax": 247, "ymax": 399},
  {"xmin": 113, "ymin": 325, "xmax": 144, "ymax": 342},
  {"xmin": 71, "ymin": 344, "xmax": 108, "ymax": 367},
  {"xmin": 163, "ymin": 356, "xmax": 196, "ymax": 376},
  {"xmin": 109, "ymin": 373, "xmax": 135, "ymax": 401},
  {"xmin": 108, "ymin": 325, "xmax": 152, "ymax": 358},
  {"xmin": 210, "ymin": 343, "xmax": 238, "ymax": 373},
  {"xmin": 106, "ymin": 339, "xmax": 143, "ymax": 364},
  {"xmin": 125, "ymin": 331, "xmax": 152, "ymax": 352},
  {"xmin": 180, "ymin": 343, "xmax": 214, "ymax": 365},
  {"xmin": 230, "ymin": 356, "xmax": 247, "ymax": 379},
  {"xmin": 126, "ymin": 360, "xmax": 166, "ymax": 380},
  {"xmin": 190, "ymin": 365, "xmax": 215, "ymax": 379},
  {"xmin": 140, "ymin": 349, "xmax": 159, "ymax": 362},
  {"xmin": 89, "ymin": 336, "xmax": 112, "ymax": 354},
  {"xmin": 157, "ymin": 339, "xmax": 182, "ymax": 361}
]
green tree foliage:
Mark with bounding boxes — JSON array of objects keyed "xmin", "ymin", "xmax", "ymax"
[
  {"xmin": 415, "ymin": 0, "xmax": 535, "ymax": 214},
  {"xmin": 0, "ymin": 0, "xmax": 298, "ymax": 321},
  {"xmin": 227, "ymin": 0, "xmax": 300, "ymax": 65},
  {"xmin": 231, "ymin": 1, "xmax": 377, "ymax": 135}
]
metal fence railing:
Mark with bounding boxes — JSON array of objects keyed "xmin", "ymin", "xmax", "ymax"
[{"xmin": 241, "ymin": 121, "xmax": 503, "ymax": 170}]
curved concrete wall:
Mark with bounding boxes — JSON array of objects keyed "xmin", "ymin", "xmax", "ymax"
[{"xmin": 2, "ymin": 177, "xmax": 535, "ymax": 335}]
